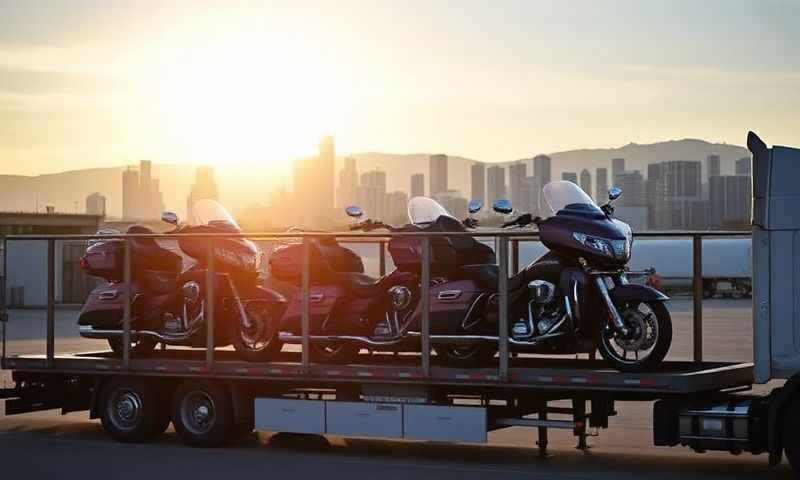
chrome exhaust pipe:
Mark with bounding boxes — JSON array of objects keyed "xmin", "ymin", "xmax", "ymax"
[
  {"xmin": 278, "ymin": 332, "xmax": 407, "ymax": 347},
  {"xmin": 277, "ymin": 331, "xmax": 561, "ymax": 347},
  {"xmin": 79, "ymin": 325, "xmax": 193, "ymax": 343}
]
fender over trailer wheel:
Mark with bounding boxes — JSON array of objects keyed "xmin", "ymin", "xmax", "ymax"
[
  {"xmin": 99, "ymin": 377, "xmax": 168, "ymax": 443},
  {"xmin": 172, "ymin": 380, "xmax": 234, "ymax": 448}
]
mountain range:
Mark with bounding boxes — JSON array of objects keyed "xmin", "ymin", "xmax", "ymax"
[{"xmin": 0, "ymin": 138, "xmax": 750, "ymax": 218}]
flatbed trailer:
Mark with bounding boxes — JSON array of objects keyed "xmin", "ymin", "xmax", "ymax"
[{"xmin": 3, "ymin": 132, "xmax": 800, "ymax": 473}]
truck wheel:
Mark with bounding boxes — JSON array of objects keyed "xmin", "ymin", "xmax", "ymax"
[
  {"xmin": 172, "ymin": 380, "xmax": 234, "ymax": 448},
  {"xmin": 99, "ymin": 377, "xmax": 167, "ymax": 443}
]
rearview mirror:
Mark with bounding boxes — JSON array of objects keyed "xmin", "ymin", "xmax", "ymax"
[
  {"xmin": 608, "ymin": 186, "xmax": 623, "ymax": 202},
  {"xmin": 492, "ymin": 199, "xmax": 513, "ymax": 215},
  {"xmin": 345, "ymin": 206, "xmax": 364, "ymax": 219},
  {"xmin": 161, "ymin": 211, "xmax": 179, "ymax": 225},
  {"xmin": 468, "ymin": 199, "xmax": 483, "ymax": 215}
]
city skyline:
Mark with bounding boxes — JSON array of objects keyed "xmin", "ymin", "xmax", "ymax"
[{"xmin": 0, "ymin": 2, "xmax": 798, "ymax": 176}]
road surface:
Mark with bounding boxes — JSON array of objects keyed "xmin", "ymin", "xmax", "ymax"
[{"xmin": 0, "ymin": 299, "xmax": 793, "ymax": 478}]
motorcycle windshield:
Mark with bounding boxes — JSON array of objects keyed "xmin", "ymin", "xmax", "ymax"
[
  {"xmin": 191, "ymin": 199, "xmax": 241, "ymax": 231},
  {"xmin": 407, "ymin": 196, "xmax": 456, "ymax": 225},
  {"xmin": 541, "ymin": 180, "xmax": 601, "ymax": 217}
]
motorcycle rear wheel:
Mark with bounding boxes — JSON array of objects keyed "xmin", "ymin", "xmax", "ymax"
[
  {"xmin": 310, "ymin": 342, "xmax": 360, "ymax": 364},
  {"xmin": 435, "ymin": 344, "xmax": 497, "ymax": 367}
]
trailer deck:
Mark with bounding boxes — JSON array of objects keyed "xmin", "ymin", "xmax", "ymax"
[{"xmin": 1, "ymin": 350, "xmax": 753, "ymax": 397}]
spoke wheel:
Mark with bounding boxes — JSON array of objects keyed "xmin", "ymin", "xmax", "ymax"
[
  {"xmin": 597, "ymin": 301, "xmax": 672, "ymax": 372},
  {"xmin": 231, "ymin": 303, "xmax": 282, "ymax": 362}
]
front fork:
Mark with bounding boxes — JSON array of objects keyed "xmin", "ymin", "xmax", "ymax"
[{"xmin": 591, "ymin": 275, "xmax": 629, "ymax": 337}]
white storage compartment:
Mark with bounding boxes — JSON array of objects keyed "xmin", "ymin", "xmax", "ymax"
[
  {"xmin": 254, "ymin": 398, "xmax": 325, "ymax": 434},
  {"xmin": 326, "ymin": 402, "xmax": 403, "ymax": 438},
  {"xmin": 403, "ymin": 404, "xmax": 487, "ymax": 443}
]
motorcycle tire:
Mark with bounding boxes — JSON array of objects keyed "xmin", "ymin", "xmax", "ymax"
[
  {"xmin": 597, "ymin": 300, "xmax": 672, "ymax": 373},
  {"xmin": 108, "ymin": 337, "xmax": 158, "ymax": 357},
  {"xmin": 310, "ymin": 342, "xmax": 360, "ymax": 364},
  {"xmin": 434, "ymin": 344, "xmax": 497, "ymax": 368}
]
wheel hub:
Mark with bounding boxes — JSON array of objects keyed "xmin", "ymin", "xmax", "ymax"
[
  {"xmin": 614, "ymin": 308, "xmax": 656, "ymax": 352},
  {"xmin": 111, "ymin": 390, "xmax": 142, "ymax": 428}
]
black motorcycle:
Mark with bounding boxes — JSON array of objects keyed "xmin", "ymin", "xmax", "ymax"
[{"xmin": 483, "ymin": 181, "xmax": 672, "ymax": 372}]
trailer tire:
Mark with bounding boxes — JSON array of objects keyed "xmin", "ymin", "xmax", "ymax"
[
  {"xmin": 99, "ymin": 377, "xmax": 166, "ymax": 443},
  {"xmin": 172, "ymin": 380, "xmax": 234, "ymax": 448}
]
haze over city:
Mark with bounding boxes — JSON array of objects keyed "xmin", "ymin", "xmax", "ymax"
[{"xmin": 0, "ymin": 1, "xmax": 798, "ymax": 177}]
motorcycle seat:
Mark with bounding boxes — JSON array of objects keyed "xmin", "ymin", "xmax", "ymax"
[
  {"xmin": 335, "ymin": 271, "xmax": 415, "ymax": 298},
  {"xmin": 460, "ymin": 264, "xmax": 526, "ymax": 291}
]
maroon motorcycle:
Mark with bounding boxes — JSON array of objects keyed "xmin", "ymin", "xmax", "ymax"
[
  {"xmin": 78, "ymin": 200, "xmax": 283, "ymax": 361},
  {"xmin": 267, "ymin": 197, "xmax": 495, "ymax": 364}
]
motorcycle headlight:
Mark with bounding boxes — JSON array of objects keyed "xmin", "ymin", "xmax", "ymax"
[
  {"xmin": 573, "ymin": 233, "xmax": 631, "ymax": 261},
  {"xmin": 573, "ymin": 233, "xmax": 614, "ymax": 257}
]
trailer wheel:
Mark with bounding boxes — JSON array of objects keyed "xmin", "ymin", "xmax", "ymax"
[
  {"xmin": 172, "ymin": 380, "xmax": 234, "ymax": 448},
  {"xmin": 99, "ymin": 377, "xmax": 167, "ymax": 443}
]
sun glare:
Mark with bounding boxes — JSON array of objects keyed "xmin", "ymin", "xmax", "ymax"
[{"xmin": 138, "ymin": 28, "xmax": 347, "ymax": 168}]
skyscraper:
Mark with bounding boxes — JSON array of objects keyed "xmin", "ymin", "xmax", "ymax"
[
  {"xmin": 579, "ymin": 169, "xmax": 591, "ymax": 197},
  {"xmin": 429, "ymin": 154, "xmax": 448, "ymax": 197},
  {"xmin": 470, "ymin": 162, "xmax": 485, "ymax": 204},
  {"xmin": 708, "ymin": 175, "xmax": 751, "ymax": 230},
  {"xmin": 357, "ymin": 170, "xmax": 387, "ymax": 219},
  {"xmin": 187, "ymin": 165, "xmax": 219, "ymax": 220},
  {"xmin": 508, "ymin": 162, "xmax": 527, "ymax": 210},
  {"xmin": 337, "ymin": 156, "xmax": 359, "ymax": 208},
  {"xmin": 612, "ymin": 158, "xmax": 626, "ymax": 183},
  {"xmin": 411, "ymin": 173, "xmax": 425, "ymax": 197},
  {"xmin": 596, "ymin": 168, "xmax": 608, "ymax": 201},
  {"xmin": 86, "ymin": 192, "xmax": 106, "ymax": 216},
  {"xmin": 735, "ymin": 157, "xmax": 751, "ymax": 175},
  {"xmin": 562, "ymin": 172, "xmax": 578, "ymax": 184},
  {"xmin": 486, "ymin": 165, "xmax": 506, "ymax": 202},
  {"xmin": 122, "ymin": 167, "xmax": 139, "ymax": 220},
  {"xmin": 386, "ymin": 190, "xmax": 409, "ymax": 225},
  {"xmin": 706, "ymin": 154, "xmax": 721, "ymax": 178},
  {"xmin": 653, "ymin": 160, "xmax": 705, "ymax": 230},
  {"xmin": 318, "ymin": 135, "xmax": 336, "ymax": 213},
  {"xmin": 533, "ymin": 155, "xmax": 551, "ymax": 185}
]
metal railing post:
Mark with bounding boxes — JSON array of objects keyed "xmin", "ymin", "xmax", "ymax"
[
  {"xmin": 122, "ymin": 238, "xmax": 131, "ymax": 369},
  {"xmin": 1, "ymin": 236, "xmax": 6, "ymax": 360},
  {"xmin": 205, "ymin": 239, "xmax": 215, "ymax": 370},
  {"xmin": 511, "ymin": 238, "xmax": 520, "ymax": 275},
  {"xmin": 379, "ymin": 240, "xmax": 387, "ymax": 277},
  {"xmin": 46, "ymin": 239, "xmax": 55, "ymax": 369},
  {"xmin": 692, "ymin": 235, "xmax": 703, "ymax": 362},
  {"xmin": 301, "ymin": 236, "xmax": 311, "ymax": 371},
  {"xmin": 498, "ymin": 236, "xmax": 509, "ymax": 381},
  {"xmin": 421, "ymin": 237, "xmax": 431, "ymax": 378}
]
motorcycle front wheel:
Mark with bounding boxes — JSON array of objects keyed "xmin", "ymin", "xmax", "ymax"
[
  {"xmin": 597, "ymin": 300, "xmax": 672, "ymax": 373},
  {"xmin": 232, "ymin": 305, "xmax": 282, "ymax": 362},
  {"xmin": 108, "ymin": 337, "xmax": 157, "ymax": 356}
]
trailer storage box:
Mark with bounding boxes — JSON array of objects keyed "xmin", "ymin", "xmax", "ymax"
[
  {"xmin": 403, "ymin": 404, "xmax": 487, "ymax": 443},
  {"xmin": 254, "ymin": 398, "xmax": 325, "ymax": 434},
  {"xmin": 326, "ymin": 402, "xmax": 403, "ymax": 438}
]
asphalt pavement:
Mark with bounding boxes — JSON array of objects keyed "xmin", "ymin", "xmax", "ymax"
[{"xmin": 0, "ymin": 299, "xmax": 794, "ymax": 479}]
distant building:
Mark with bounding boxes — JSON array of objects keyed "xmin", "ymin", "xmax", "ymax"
[
  {"xmin": 709, "ymin": 175, "xmax": 751, "ymax": 230},
  {"xmin": 612, "ymin": 158, "xmax": 626, "ymax": 183},
  {"xmin": 508, "ymin": 162, "xmax": 528, "ymax": 210},
  {"xmin": 735, "ymin": 156, "xmax": 751, "ymax": 176},
  {"xmin": 86, "ymin": 192, "xmax": 106, "ymax": 217},
  {"xmin": 645, "ymin": 163, "xmax": 664, "ymax": 229},
  {"xmin": 386, "ymin": 190, "xmax": 409, "ymax": 225},
  {"xmin": 121, "ymin": 160, "xmax": 165, "ymax": 221},
  {"xmin": 596, "ymin": 168, "xmax": 609, "ymax": 202},
  {"xmin": 2, "ymin": 211, "xmax": 102, "ymax": 306},
  {"xmin": 186, "ymin": 165, "xmax": 219, "ymax": 221},
  {"xmin": 429, "ymin": 154, "xmax": 448, "ymax": 197},
  {"xmin": 486, "ymin": 165, "xmax": 506, "ymax": 203},
  {"xmin": 653, "ymin": 160, "xmax": 705, "ymax": 230},
  {"xmin": 533, "ymin": 155, "xmax": 551, "ymax": 185},
  {"xmin": 706, "ymin": 154, "xmax": 721, "ymax": 178},
  {"xmin": 470, "ymin": 162, "xmax": 485, "ymax": 204},
  {"xmin": 357, "ymin": 170, "xmax": 387, "ymax": 219},
  {"xmin": 615, "ymin": 171, "xmax": 646, "ymax": 207},
  {"xmin": 293, "ymin": 136, "xmax": 337, "ymax": 227},
  {"xmin": 562, "ymin": 172, "xmax": 578, "ymax": 184},
  {"xmin": 434, "ymin": 190, "xmax": 468, "ymax": 219},
  {"xmin": 337, "ymin": 156, "xmax": 359, "ymax": 208},
  {"xmin": 410, "ymin": 173, "xmax": 425, "ymax": 197},
  {"xmin": 579, "ymin": 169, "xmax": 591, "ymax": 197}
]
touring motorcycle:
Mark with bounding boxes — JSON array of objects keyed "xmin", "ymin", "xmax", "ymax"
[
  {"xmin": 78, "ymin": 200, "xmax": 282, "ymax": 361},
  {"xmin": 265, "ymin": 197, "xmax": 493, "ymax": 363}
]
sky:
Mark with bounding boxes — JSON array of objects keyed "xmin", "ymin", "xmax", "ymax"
[{"xmin": 0, "ymin": 0, "xmax": 798, "ymax": 176}]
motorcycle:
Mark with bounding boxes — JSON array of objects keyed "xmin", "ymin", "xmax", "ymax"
[
  {"xmin": 78, "ymin": 199, "xmax": 283, "ymax": 361},
  {"xmin": 467, "ymin": 180, "xmax": 671, "ymax": 372},
  {"xmin": 266, "ymin": 197, "xmax": 493, "ymax": 363}
]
